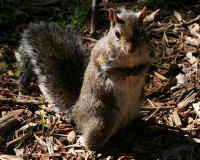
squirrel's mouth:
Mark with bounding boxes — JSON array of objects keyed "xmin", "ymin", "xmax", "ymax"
[
  {"xmin": 124, "ymin": 42, "xmax": 137, "ymax": 55},
  {"xmin": 127, "ymin": 49, "xmax": 136, "ymax": 55},
  {"xmin": 126, "ymin": 47, "xmax": 137, "ymax": 55},
  {"xmin": 127, "ymin": 51, "xmax": 136, "ymax": 55}
]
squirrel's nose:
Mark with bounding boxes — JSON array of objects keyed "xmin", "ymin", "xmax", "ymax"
[{"xmin": 126, "ymin": 44, "xmax": 135, "ymax": 54}]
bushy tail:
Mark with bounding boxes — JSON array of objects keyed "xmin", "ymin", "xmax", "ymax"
[{"xmin": 17, "ymin": 22, "xmax": 85, "ymax": 110}]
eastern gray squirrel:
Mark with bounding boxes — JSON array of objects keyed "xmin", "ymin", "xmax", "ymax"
[{"xmin": 17, "ymin": 7, "xmax": 153, "ymax": 149}]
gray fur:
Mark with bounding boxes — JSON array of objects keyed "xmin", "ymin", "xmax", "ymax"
[
  {"xmin": 17, "ymin": 22, "xmax": 85, "ymax": 110},
  {"xmin": 73, "ymin": 8, "xmax": 153, "ymax": 149},
  {"xmin": 17, "ymin": 8, "xmax": 153, "ymax": 150}
]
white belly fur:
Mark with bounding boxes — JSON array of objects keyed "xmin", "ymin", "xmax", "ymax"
[
  {"xmin": 101, "ymin": 51, "xmax": 152, "ymax": 130},
  {"xmin": 111, "ymin": 74, "xmax": 145, "ymax": 128}
]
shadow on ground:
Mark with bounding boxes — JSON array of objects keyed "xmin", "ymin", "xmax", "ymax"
[{"xmin": 100, "ymin": 119, "xmax": 200, "ymax": 160}]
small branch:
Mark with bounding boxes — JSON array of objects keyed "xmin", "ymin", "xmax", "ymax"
[
  {"xmin": 144, "ymin": 108, "xmax": 160, "ymax": 121},
  {"xmin": 7, "ymin": 131, "xmax": 32, "ymax": 147},
  {"xmin": 90, "ymin": 0, "xmax": 96, "ymax": 35},
  {"xmin": 0, "ymin": 97, "xmax": 47, "ymax": 106},
  {"xmin": 0, "ymin": 109, "xmax": 24, "ymax": 136},
  {"xmin": 186, "ymin": 15, "xmax": 200, "ymax": 25},
  {"xmin": 81, "ymin": 36, "xmax": 97, "ymax": 42},
  {"xmin": 143, "ymin": 99, "xmax": 160, "ymax": 121},
  {"xmin": 141, "ymin": 106, "xmax": 175, "ymax": 110},
  {"xmin": 154, "ymin": 71, "xmax": 167, "ymax": 81}
]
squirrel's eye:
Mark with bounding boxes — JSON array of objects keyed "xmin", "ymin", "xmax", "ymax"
[{"xmin": 115, "ymin": 30, "xmax": 121, "ymax": 40}]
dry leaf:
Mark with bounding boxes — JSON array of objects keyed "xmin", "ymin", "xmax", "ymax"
[
  {"xmin": 33, "ymin": 134, "xmax": 47, "ymax": 147},
  {"xmin": 192, "ymin": 102, "xmax": 200, "ymax": 117},
  {"xmin": 174, "ymin": 10, "xmax": 183, "ymax": 22},
  {"xmin": 67, "ymin": 131, "xmax": 76, "ymax": 144},
  {"xmin": 46, "ymin": 136, "xmax": 54, "ymax": 154},
  {"xmin": 144, "ymin": 9, "xmax": 160, "ymax": 22},
  {"xmin": 185, "ymin": 36, "xmax": 200, "ymax": 46},
  {"xmin": 188, "ymin": 23, "xmax": 200, "ymax": 38},
  {"xmin": 176, "ymin": 73, "xmax": 185, "ymax": 84},
  {"xmin": 0, "ymin": 155, "xmax": 23, "ymax": 160},
  {"xmin": 186, "ymin": 52, "xmax": 197, "ymax": 64},
  {"xmin": 7, "ymin": 70, "xmax": 14, "ymax": 76},
  {"xmin": 172, "ymin": 110, "xmax": 182, "ymax": 127},
  {"xmin": 14, "ymin": 148, "xmax": 24, "ymax": 157}
]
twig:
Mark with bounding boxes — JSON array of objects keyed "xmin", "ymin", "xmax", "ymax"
[
  {"xmin": 186, "ymin": 15, "xmax": 200, "ymax": 25},
  {"xmin": 0, "ymin": 155, "xmax": 23, "ymax": 160},
  {"xmin": 144, "ymin": 9, "xmax": 160, "ymax": 23},
  {"xmin": 151, "ymin": 15, "xmax": 200, "ymax": 34},
  {"xmin": 141, "ymin": 106, "xmax": 175, "ymax": 110},
  {"xmin": 181, "ymin": 127, "xmax": 200, "ymax": 131},
  {"xmin": 90, "ymin": 0, "xmax": 96, "ymax": 34},
  {"xmin": 177, "ymin": 91, "xmax": 197, "ymax": 110},
  {"xmin": 7, "ymin": 131, "xmax": 32, "ymax": 147},
  {"xmin": 147, "ymin": 98, "xmax": 156, "ymax": 108},
  {"xmin": 144, "ymin": 108, "xmax": 160, "ymax": 121},
  {"xmin": 0, "ymin": 109, "xmax": 24, "ymax": 136},
  {"xmin": 154, "ymin": 71, "xmax": 167, "ymax": 80},
  {"xmin": 34, "ymin": 133, "xmax": 47, "ymax": 147},
  {"xmin": 172, "ymin": 110, "xmax": 182, "ymax": 127},
  {"xmin": 151, "ymin": 24, "xmax": 174, "ymax": 33},
  {"xmin": 175, "ymin": 89, "xmax": 185, "ymax": 104},
  {"xmin": 29, "ymin": 153, "xmax": 63, "ymax": 158},
  {"xmin": 81, "ymin": 36, "xmax": 97, "ymax": 42},
  {"xmin": 144, "ymin": 99, "xmax": 160, "ymax": 121},
  {"xmin": 196, "ymin": 57, "xmax": 199, "ymax": 83},
  {"xmin": 0, "ymin": 97, "xmax": 47, "ymax": 106}
]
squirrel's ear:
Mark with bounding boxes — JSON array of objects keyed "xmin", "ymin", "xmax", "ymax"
[
  {"xmin": 109, "ymin": 8, "xmax": 119, "ymax": 27},
  {"xmin": 138, "ymin": 7, "xmax": 147, "ymax": 22}
]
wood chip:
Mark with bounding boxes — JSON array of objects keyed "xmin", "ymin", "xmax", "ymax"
[
  {"xmin": 177, "ymin": 91, "xmax": 198, "ymax": 110},
  {"xmin": 154, "ymin": 71, "xmax": 167, "ymax": 80},
  {"xmin": 174, "ymin": 10, "xmax": 183, "ymax": 22},
  {"xmin": 185, "ymin": 36, "xmax": 200, "ymax": 46},
  {"xmin": 144, "ymin": 9, "xmax": 160, "ymax": 23},
  {"xmin": 188, "ymin": 23, "xmax": 200, "ymax": 38},
  {"xmin": 172, "ymin": 110, "xmax": 182, "ymax": 127},
  {"xmin": 192, "ymin": 102, "xmax": 200, "ymax": 117},
  {"xmin": 0, "ymin": 155, "xmax": 23, "ymax": 160},
  {"xmin": 186, "ymin": 15, "xmax": 200, "ymax": 25},
  {"xmin": 0, "ymin": 109, "xmax": 24, "ymax": 136},
  {"xmin": 33, "ymin": 134, "xmax": 47, "ymax": 147},
  {"xmin": 67, "ymin": 131, "xmax": 76, "ymax": 144}
]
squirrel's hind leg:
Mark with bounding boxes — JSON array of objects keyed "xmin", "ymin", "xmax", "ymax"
[{"xmin": 79, "ymin": 112, "xmax": 118, "ymax": 150}]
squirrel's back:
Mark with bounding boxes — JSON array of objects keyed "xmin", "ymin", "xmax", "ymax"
[{"xmin": 18, "ymin": 22, "xmax": 85, "ymax": 110}]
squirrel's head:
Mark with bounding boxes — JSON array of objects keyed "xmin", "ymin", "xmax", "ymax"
[
  {"xmin": 109, "ymin": 7, "xmax": 148, "ymax": 55},
  {"xmin": 92, "ymin": 7, "xmax": 153, "ymax": 69}
]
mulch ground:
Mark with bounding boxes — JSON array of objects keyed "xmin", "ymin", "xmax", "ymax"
[{"xmin": 0, "ymin": 1, "xmax": 200, "ymax": 160}]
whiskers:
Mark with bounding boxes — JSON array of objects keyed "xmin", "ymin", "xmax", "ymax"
[
  {"xmin": 119, "ymin": 45, "xmax": 127, "ymax": 55},
  {"xmin": 108, "ymin": 45, "xmax": 126, "ymax": 63}
]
